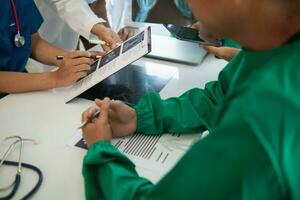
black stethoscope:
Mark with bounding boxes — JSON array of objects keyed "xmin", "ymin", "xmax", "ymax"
[
  {"xmin": 9, "ymin": 0, "xmax": 25, "ymax": 48},
  {"xmin": 0, "ymin": 136, "xmax": 43, "ymax": 200}
]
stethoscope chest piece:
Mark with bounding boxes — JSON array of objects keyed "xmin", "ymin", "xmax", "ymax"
[
  {"xmin": 14, "ymin": 32, "xmax": 25, "ymax": 48},
  {"xmin": 10, "ymin": 0, "xmax": 25, "ymax": 48}
]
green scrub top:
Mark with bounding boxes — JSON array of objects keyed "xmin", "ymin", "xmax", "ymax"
[
  {"xmin": 223, "ymin": 39, "xmax": 241, "ymax": 49},
  {"xmin": 82, "ymin": 36, "xmax": 300, "ymax": 200}
]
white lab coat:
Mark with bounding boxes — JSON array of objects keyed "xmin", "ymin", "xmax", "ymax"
[
  {"xmin": 106, "ymin": 0, "xmax": 132, "ymax": 32},
  {"xmin": 28, "ymin": 0, "xmax": 129, "ymax": 72},
  {"xmin": 34, "ymin": 0, "xmax": 105, "ymax": 51}
]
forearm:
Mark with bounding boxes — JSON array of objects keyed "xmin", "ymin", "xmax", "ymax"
[
  {"xmin": 133, "ymin": 65, "xmax": 232, "ymax": 135},
  {"xmin": 31, "ymin": 33, "xmax": 67, "ymax": 67},
  {"xmin": 134, "ymin": 85, "xmax": 225, "ymax": 134},
  {"xmin": 83, "ymin": 141, "xmax": 154, "ymax": 200},
  {"xmin": 91, "ymin": 23, "xmax": 109, "ymax": 38},
  {"xmin": 0, "ymin": 71, "xmax": 56, "ymax": 93},
  {"xmin": 90, "ymin": 0, "xmax": 110, "ymax": 27},
  {"xmin": 54, "ymin": 0, "xmax": 105, "ymax": 39}
]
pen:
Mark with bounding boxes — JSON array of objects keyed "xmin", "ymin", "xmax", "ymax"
[
  {"xmin": 78, "ymin": 101, "xmax": 134, "ymax": 129},
  {"xmin": 89, "ymin": 39, "xmax": 122, "ymax": 47},
  {"xmin": 56, "ymin": 55, "xmax": 64, "ymax": 60},
  {"xmin": 89, "ymin": 39, "xmax": 107, "ymax": 45},
  {"xmin": 56, "ymin": 55, "xmax": 101, "ymax": 61},
  {"xmin": 90, "ymin": 55, "xmax": 102, "ymax": 60},
  {"xmin": 78, "ymin": 110, "xmax": 100, "ymax": 130}
]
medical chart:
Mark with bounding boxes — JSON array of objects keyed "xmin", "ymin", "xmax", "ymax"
[
  {"xmin": 68, "ymin": 131, "xmax": 206, "ymax": 173},
  {"xmin": 56, "ymin": 27, "xmax": 151, "ymax": 103}
]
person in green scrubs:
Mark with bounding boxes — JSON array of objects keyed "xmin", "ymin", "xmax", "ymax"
[{"xmin": 81, "ymin": 0, "xmax": 300, "ymax": 199}]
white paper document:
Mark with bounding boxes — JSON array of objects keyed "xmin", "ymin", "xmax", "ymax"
[
  {"xmin": 68, "ymin": 131, "xmax": 205, "ymax": 175},
  {"xmin": 55, "ymin": 27, "xmax": 151, "ymax": 103}
]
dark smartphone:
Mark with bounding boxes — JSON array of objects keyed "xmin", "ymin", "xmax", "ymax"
[{"xmin": 164, "ymin": 24, "xmax": 223, "ymax": 47}]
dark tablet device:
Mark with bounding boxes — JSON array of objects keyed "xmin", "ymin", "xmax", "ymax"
[{"xmin": 164, "ymin": 24, "xmax": 223, "ymax": 47}]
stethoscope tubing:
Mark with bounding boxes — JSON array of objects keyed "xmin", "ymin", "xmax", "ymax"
[
  {"xmin": 0, "ymin": 160, "xmax": 43, "ymax": 200},
  {"xmin": 9, "ymin": 0, "xmax": 20, "ymax": 33}
]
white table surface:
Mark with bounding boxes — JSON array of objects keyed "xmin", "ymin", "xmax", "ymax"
[{"xmin": 0, "ymin": 54, "xmax": 227, "ymax": 199}]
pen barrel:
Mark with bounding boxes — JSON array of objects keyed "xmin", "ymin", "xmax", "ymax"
[{"xmin": 56, "ymin": 56, "xmax": 64, "ymax": 60}]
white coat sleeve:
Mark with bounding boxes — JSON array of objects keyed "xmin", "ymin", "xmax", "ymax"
[{"xmin": 47, "ymin": 0, "xmax": 106, "ymax": 39}]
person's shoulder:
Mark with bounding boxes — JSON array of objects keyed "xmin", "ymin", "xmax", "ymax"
[
  {"xmin": 270, "ymin": 38, "xmax": 300, "ymax": 67},
  {"xmin": 222, "ymin": 41, "xmax": 300, "ymax": 122},
  {"xmin": 221, "ymin": 54, "xmax": 300, "ymax": 141},
  {"xmin": 21, "ymin": 0, "xmax": 44, "ymax": 33},
  {"xmin": 14, "ymin": 0, "xmax": 40, "ymax": 15},
  {"xmin": 243, "ymin": 39, "xmax": 300, "ymax": 96}
]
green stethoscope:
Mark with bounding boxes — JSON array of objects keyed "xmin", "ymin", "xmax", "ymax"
[{"xmin": 0, "ymin": 136, "xmax": 43, "ymax": 200}]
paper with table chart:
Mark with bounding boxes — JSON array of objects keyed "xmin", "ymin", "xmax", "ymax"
[
  {"xmin": 68, "ymin": 131, "xmax": 208, "ymax": 174},
  {"xmin": 54, "ymin": 27, "xmax": 151, "ymax": 103}
]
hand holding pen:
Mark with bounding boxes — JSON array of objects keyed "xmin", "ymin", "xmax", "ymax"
[
  {"xmin": 79, "ymin": 100, "xmax": 134, "ymax": 129},
  {"xmin": 81, "ymin": 98, "xmax": 113, "ymax": 147},
  {"xmin": 80, "ymin": 98, "xmax": 137, "ymax": 147},
  {"xmin": 78, "ymin": 109, "xmax": 100, "ymax": 129},
  {"xmin": 90, "ymin": 23, "xmax": 122, "ymax": 52},
  {"xmin": 53, "ymin": 51, "xmax": 93, "ymax": 87},
  {"xmin": 54, "ymin": 51, "xmax": 104, "ymax": 87}
]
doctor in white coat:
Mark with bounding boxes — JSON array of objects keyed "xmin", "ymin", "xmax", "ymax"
[{"xmin": 34, "ymin": 0, "xmax": 121, "ymax": 52}]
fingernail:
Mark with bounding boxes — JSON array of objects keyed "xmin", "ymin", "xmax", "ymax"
[{"xmin": 88, "ymin": 107, "xmax": 94, "ymax": 114}]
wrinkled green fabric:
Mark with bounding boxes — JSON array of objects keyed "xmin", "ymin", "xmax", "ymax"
[
  {"xmin": 82, "ymin": 37, "xmax": 300, "ymax": 200},
  {"xmin": 223, "ymin": 39, "xmax": 241, "ymax": 48}
]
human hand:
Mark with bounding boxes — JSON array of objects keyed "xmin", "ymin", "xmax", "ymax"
[
  {"xmin": 89, "ymin": 50, "xmax": 106, "ymax": 60},
  {"xmin": 118, "ymin": 27, "xmax": 138, "ymax": 41},
  {"xmin": 54, "ymin": 51, "xmax": 93, "ymax": 87},
  {"xmin": 202, "ymin": 46, "xmax": 240, "ymax": 61},
  {"xmin": 191, "ymin": 21, "xmax": 239, "ymax": 61},
  {"xmin": 82, "ymin": 98, "xmax": 112, "ymax": 147},
  {"xmin": 191, "ymin": 21, "xmax": 218, "ymax": 42},
  {"xmin": 91, "ymin": 23, "xmax": 122, "ymax": 52},
  {"xmin": 95, "ymin": 99, "xmax": 137, "ymax": 138}
]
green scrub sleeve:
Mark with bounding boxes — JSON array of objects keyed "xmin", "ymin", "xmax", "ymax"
[
  {"xmin": 82, "ymin": 141, "xmax": 153, "ymax": 200},
  {"xmin": 82, "ymin": 110, "xmax": 277, "ymax": 200},
  {"xmin": 133, "ymin": 70, "xmax": 230, "ymax": 135}
]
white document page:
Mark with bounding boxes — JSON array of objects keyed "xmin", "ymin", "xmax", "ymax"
[{"xmin": 68, "ymin": 131, "xmax": 206, "ymax": 175}]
